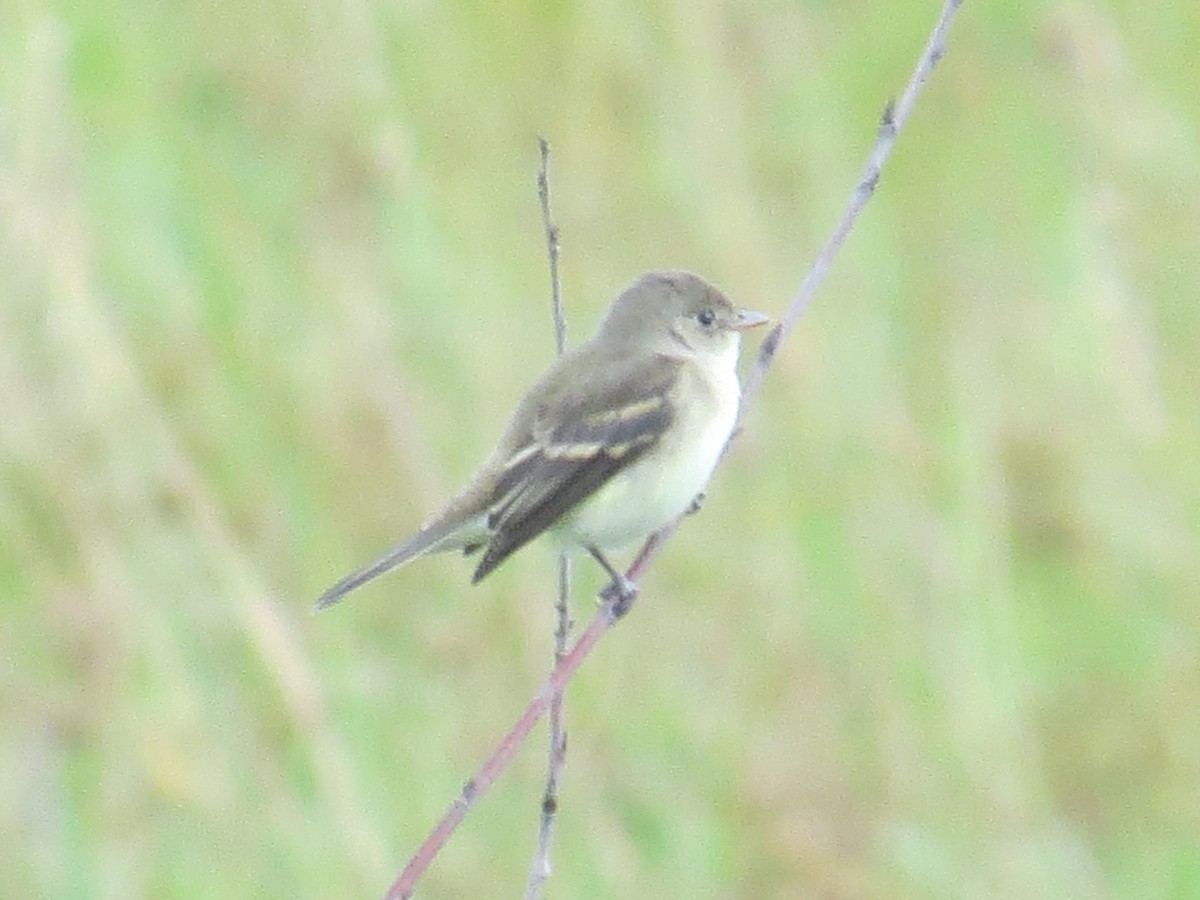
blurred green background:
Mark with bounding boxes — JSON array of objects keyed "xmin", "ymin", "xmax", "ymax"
[{"xmin": 3, "ymin": 0, "xmax": 1199, "ymax": 897}]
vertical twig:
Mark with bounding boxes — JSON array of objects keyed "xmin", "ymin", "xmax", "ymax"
[
  {"xmin": 538, "ymin": 137, "xmax": 567, "ymax": 357},
  {"xmin": 384, "ymin": 598, "xmax": 625, "ymax": 900},
  {"xmin": 525, "ymin": 136, "xmax": 571, "ymax": 900}
]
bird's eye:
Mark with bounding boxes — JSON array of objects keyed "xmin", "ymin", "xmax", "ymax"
[{"xmin": 697, "ymin": 309, "xmax": 716, "ymax": 328}]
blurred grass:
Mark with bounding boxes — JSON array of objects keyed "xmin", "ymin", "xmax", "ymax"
[{"xmin": 3, "ymin": 0, "xmax": 1199, "ymax": 897}]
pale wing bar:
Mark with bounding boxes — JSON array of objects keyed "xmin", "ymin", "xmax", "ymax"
[{"xmin": 471, "ymin": 389, "xmax": 674, "ymax": 582}]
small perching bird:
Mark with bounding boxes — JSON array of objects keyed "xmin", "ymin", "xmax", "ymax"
[{"xmin": 315, "ymin": 270, "xmax": 767, "ymax": 610}]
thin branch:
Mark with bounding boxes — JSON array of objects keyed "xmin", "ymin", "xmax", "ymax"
[
  {"xmin": 383, "ymin": 598, "xmax": 625, "ymax": 900},
  {"xmin": 742, "ymin": 0, "xmax": 963, "ymax": 406},
  {"xmin": 523, "ymin": 554, "xmax": 571, "ymax": 898},
  {"xmin": 537, "ymin": 137, "xmax": 567, "ymax": 357},
  {"xmin": 381, "ymin": 2, "xmax": 964, "ymax": 895},
  {"xmin": 525, "ymin": 137, "xmax": 572, "ymax": 900},
  {"xmin": 628, "ymin": 0, "xmax": 967, "ymax": 588}
]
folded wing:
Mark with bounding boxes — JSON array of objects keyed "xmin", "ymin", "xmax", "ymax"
[{"xmin": 471, "ymin": 356, "xmax": 678, "ymax": 582}]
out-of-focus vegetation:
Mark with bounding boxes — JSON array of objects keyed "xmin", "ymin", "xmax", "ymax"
[{"xmin": 3, "ymin": 1, "xmax": 1198, "ymax": 897}]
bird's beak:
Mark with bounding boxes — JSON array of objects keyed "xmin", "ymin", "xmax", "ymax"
[{"xmin": 730, "ymin": 308, "xmax": 770, "ymax": 331}]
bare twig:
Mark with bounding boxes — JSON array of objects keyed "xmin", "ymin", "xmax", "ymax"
[
  {"xmin": 621, "ymin": 0, "xmax": 966, "ymax": 590},
  {"xmin": 381, "ymin": 2, "xmax": 964, "ymax": 895},
  {"xmin": 383, "ymin": 599, "xmax": 625, "ymax": 900},
  {"xmin": 537, "ymin": 137, "xmax": 567, "ymax": 357},
  {"xmin": 741, "ymin": 0, "xmax": 964, "ymax": 407},
  {"xmin": 523, "ymin": 554, "xmax": 571, "ymax": 898},
  {"xmin": 525, "ymin": 137, "xmax": 572, "ymax": 900}
]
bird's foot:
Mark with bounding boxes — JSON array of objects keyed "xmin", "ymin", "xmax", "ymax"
[
  {"xmin": 598, "ymin": 574, "xmax": 639, "ymax": 619},
  {"xmin": 686, "ymin": 492, "xmax": 706, "ymax": 516}
]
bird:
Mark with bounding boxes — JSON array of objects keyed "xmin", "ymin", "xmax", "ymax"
[{"xmin": 315, "ymin": 270, "xmax": 767, "ymax": 611}]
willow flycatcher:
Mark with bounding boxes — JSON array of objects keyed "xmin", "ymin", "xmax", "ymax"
[{"xmin": 316, "ymin": 270, "xmax": 766, "ymax": 610}]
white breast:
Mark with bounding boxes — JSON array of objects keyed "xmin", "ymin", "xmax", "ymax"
[{"xmin": 562, "ymin": 339, "xmax": 742, "ymax": 551}]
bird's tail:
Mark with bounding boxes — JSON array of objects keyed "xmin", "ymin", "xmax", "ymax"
[{"xmin": 313, "ymin": 514, "xmax": 479, "ymax": 611}]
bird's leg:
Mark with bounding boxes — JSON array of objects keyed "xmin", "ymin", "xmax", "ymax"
[
  {"xmin": 587, "ymin": 546, "xmax": 638, "ymax": 618},
  {"xmin": 686, "ymin": 492, "xmax": 706, "ymax": 516}
]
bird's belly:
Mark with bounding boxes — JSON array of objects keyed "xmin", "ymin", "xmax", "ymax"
[{"xmin": 561, "ymin": 378, "xmax": 738, "ymax": 550}]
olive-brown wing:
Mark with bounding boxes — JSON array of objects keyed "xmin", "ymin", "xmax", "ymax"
[{"xmin": 471, "ymin": 357, "xmax": 679, "ymax": 582}]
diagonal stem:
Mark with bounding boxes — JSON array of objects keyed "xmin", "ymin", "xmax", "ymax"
[{"xmin": 382, "ymin": 2, "xmax": 966, "ymax": 895}]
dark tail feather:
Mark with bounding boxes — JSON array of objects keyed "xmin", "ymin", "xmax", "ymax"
[{"xmin": 314, "ymin": 522, "xmax": 459, "ymax": 612}]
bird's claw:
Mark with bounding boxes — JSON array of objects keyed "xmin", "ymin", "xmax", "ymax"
[{"xmin": 598, "ymin": 574, "xmax": 638, "ymax": 618}]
